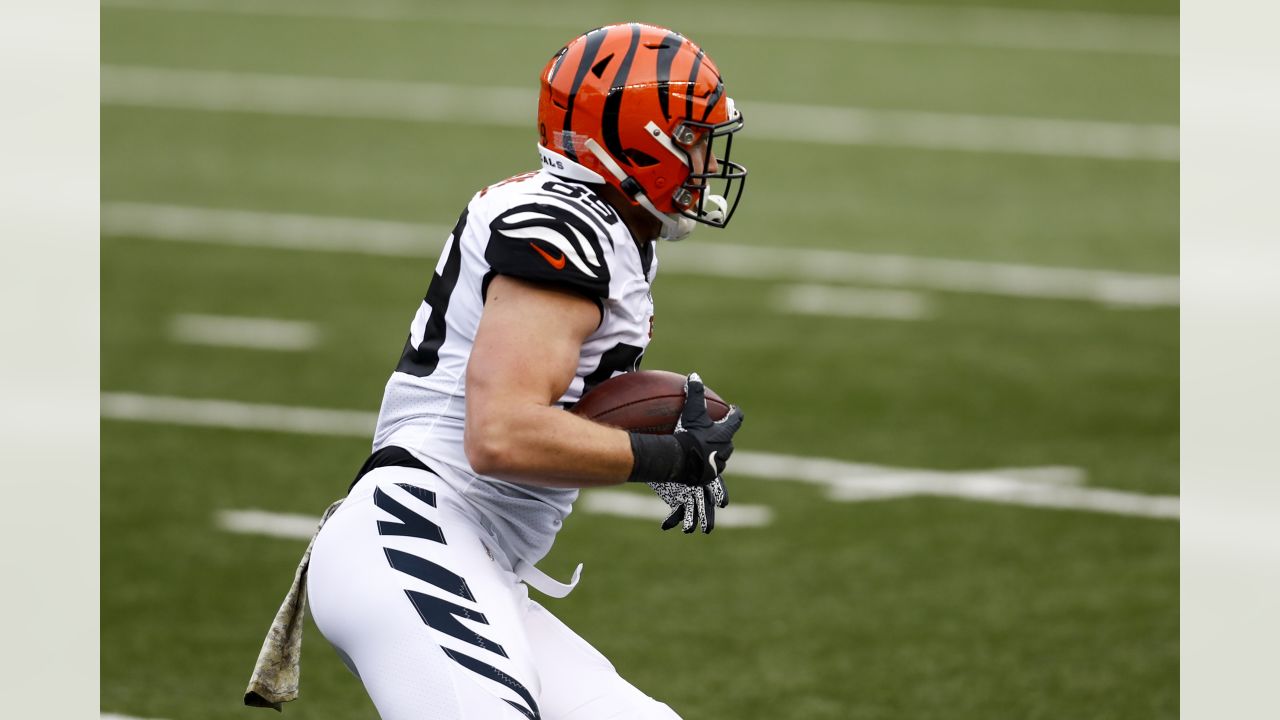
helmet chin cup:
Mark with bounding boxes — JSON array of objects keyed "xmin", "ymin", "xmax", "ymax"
[
  {"xmin": 658, "ymin": 213, "xmax": 698, "ymax": 242},
  {"xmin": 699, "ymin": 194, "xmax": 729, "ymax": 225},
  {"xmin": 661, "ymin": 194, "xmax": 725, "ymax": 240}
]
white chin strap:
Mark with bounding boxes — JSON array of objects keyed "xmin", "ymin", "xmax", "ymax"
[{"xmin": 582, "ymin": 138, "xmax": 725, "ymax": 242}]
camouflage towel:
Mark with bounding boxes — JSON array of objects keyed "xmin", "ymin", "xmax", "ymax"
[{"xmin": 243, "ymin": 499, "xmax": 344, "ymax": 712}]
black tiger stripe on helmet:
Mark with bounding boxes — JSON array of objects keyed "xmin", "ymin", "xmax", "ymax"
[
  {"xmin": 560, "ymin": 26, "xmax": 611, "ymax": 162},
  {"xmin": 601, "ymin": 23, "xmax": 643, "ymax": 168},
  {"xmin": 655, "ymin": 31, "xmax": 684, "ymax": 121}
]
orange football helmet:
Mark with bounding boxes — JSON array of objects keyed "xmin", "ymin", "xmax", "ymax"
[{"xmin": 537, "ymin": 23, "xmax": 747, "ymax": 240}]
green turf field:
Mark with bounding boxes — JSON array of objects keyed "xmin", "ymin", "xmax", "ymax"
[{"xmin": 101, "ymin": 1, "xmax": 1179, "ymax": 718}]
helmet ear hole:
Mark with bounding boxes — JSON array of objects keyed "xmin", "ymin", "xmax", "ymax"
[{"xmin": 624, "ymin": 149, "xmax": 660, "ymax": 167}]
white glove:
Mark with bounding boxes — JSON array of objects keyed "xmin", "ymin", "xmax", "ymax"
[{"xmin": 648, "ymin": 478, "xmax": 729, "ymax": 534}]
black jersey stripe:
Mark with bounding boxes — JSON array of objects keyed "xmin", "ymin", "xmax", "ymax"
[
  {"xmin": 655, "ymin": 31, "xmax": 684, "ymax": 121},
  {"xmin": 638, "ymin": 237, "xmax": 654, "ymax": 277},
  {"xmin": 530, "ymin": 191, "xmax": 614, "ymax": 241},
  {"xmin": 496, "ymin": 202, "xmax": 608, "ymax": 263},
  {"xmin": 488, "ymin": 202, "xmax": 610, "ymax": 293},
  {"xmin": 395, "ymin": 209, "xmax": 468, "ymax": 379},
  {"xmin": 561, "ymin": 27, "xmax": 610, "ymax": 162},
  {"xmin": 601, "ymin": 23, "xmax": 642, "ymax": 167}
]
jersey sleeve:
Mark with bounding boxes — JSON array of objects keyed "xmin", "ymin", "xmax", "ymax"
[{"xmin": 484, "ymin": 202, "xmax": 613, "ymax": 299}]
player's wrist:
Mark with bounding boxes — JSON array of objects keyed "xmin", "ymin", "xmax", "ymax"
[{"xmin": 627, "ymin": 433, "xmax": 685, "ymax": 484}]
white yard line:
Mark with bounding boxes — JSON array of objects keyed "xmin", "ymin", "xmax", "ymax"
[
  {"xmin": 101, "ymin": 393, "xmax": 1178, "ymax": 520},
  {"xmin": 218, "ymin": 508, "xmax": 321, "ymax": 539},
  {"xmin": 729, "ymin": 451, "xmax": 1178, "ymax": 520},
  {"xmin": 100, "ymin": 66, "xmax": 1178, "ymax": 161},
  {"xmin": 749, "ymin": 99, "xmax": 1179, "ymax": 161},
  {"xmin": 102, "ymin": 202, "xmax": 438, "ymax": 255},
  {"xmin": 103, "ymin": 715, "xmax": 168, "ymax": 720},
  {"xmin": 101, "ymin": 202, "xmax": 1179, "ymax": 307},
  {"xmin": 777, "ymin": 285, "xmax": 932, "ymax": 320},
  {"xmin": 101, "ymin": 0, "xmax": 1178, "ymax": 56},
  {"xmin": 668, "ymin": 243, "xmax": 1179, "ymax": 306},
  {"xmin": 100, "ymin": 392, "xmax": 376, "ymax": 436},
  {"xmin": 101, "ymin": 202, "xmax": 443, "ymax": 255},
  {"xmin": 170, "ymin": 313, "xmax": 319, "ymax": 351},
  {"xmin": 579, "ymin": 490, "xmax": 773, "ymax": 528},
  {"xmin": 219, "ymin": 494, "xmax": 773, "ymax": 539}
]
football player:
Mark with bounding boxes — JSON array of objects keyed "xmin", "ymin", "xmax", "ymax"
[{"xmin": 307, "ymin": 23, "xmax": 747, "ymax": 720}]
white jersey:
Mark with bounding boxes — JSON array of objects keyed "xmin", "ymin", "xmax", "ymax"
[{"xmin": 373, "ymin": 169, "xmax": 657, "ymax": 566}]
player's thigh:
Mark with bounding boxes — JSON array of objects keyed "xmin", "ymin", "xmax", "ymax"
[
  {"xmin": 308, "ymin": 466, "xmax": 540, "ymax": 720},
  {"xmin": 526, "ymin": 600, "xmax": 682, "ymax": 720}
]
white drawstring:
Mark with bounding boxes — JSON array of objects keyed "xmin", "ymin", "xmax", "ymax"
[{"xmin": 514, "ymin": 559, "xmax": 584, "ymax": 599}]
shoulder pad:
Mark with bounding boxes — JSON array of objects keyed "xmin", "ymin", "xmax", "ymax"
[{"xmin": 485, "ymin": 202, "xmax": 612, "ymax": 299}]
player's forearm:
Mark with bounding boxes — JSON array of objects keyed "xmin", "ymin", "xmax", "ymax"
[{"xmin": 464, "ymin": 403, "xmax": 634, "ymax": 488}]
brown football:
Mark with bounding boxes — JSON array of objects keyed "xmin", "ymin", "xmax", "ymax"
[{"xmin": 570, "ymin": 370, "xmax": 730, "ymax": 434}]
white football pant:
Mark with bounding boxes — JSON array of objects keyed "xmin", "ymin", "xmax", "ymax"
[{"xmin": 307, "ymin": 465, "xmax": 681, "ymax": 720}]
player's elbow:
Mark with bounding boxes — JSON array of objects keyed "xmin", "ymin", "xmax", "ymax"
[{"xmin": 464, "ymin": 419, "xmax": 520, "ymax": 476}]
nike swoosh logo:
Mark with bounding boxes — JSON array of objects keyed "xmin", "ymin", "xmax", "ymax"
[
  {"xmin": 529, "ymin": 242, "xmax": 566, "ymax": 270},
  {"xmin": 708, "ymin": 450, "xmax": 720, "ymax": 476}
]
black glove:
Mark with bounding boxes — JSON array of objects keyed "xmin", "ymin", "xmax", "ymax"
[
  {"xmin": 627, "ymin": 372, "xmax": 745, "ymax": 533},
  {"xmin": 672, "ymin": 372, "xmax": 743, "ymax": 485}
]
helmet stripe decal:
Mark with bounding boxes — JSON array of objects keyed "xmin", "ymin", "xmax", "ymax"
[
  {"xmin": 546, "ymin": 46, "xmax": 569, "ymax": 85},
  {"xmin": 602, "ymin": 23, "xmax": 642, "ymax": 167},
  {"xmin": 701, "ymin": 82, "xmax": 725, "ymax": 122},
  {"xmin": 561, "ymin": 27, "xmax": 611, "ymax": 162},
  {"xmin": 684, "ymin": 49, "xmax": 705, "ymax": 121},
  {"xmin": 655, "ymin": 31, "xmax": 684, "ymax": 121}
]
